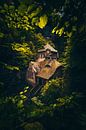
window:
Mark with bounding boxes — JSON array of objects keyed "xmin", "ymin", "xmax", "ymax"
[{"xmin": 45, "ymin": 64, "xmax": 51, "ymax": 67}]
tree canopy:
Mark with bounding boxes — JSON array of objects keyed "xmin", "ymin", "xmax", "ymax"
[{"xmin": 0, "ymin": 0, "xmax": 86, "ymax": 130}]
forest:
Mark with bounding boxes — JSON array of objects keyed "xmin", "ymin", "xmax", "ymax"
[{"xmin": 0, "ymin": 0, "xmax": 86, "ymax": 130}]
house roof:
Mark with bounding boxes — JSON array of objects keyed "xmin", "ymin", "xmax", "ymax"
[
  {"xmin": 44, "ymin": 44, "xmax": 57, "ymax": 52},
  {"xmin": 38, "ymin": 44, "xmax": 57, "ymax": 53},
  {"xmin": 38, "ymin": 49, "xmax": 46, "ymax": 52},
  {"xmin": 36, "ymin": 59, "xmax": 62, "ymax": 79}
]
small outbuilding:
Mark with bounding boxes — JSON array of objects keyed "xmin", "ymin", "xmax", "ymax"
[{"xmin": 26, "ymin": 44, "xmax": 62, "ymax": 87}]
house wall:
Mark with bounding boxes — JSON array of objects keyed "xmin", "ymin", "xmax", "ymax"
[
  {"xmin": 38, "ymin": 52, "xmax": 45, "ymax": 58},
  {"xmin": 38, "ymin": 49, "xmax": 59, "ymax": 60},
  {"xmin": 26, "ymin": 63, "xmax": 37, "ymax": 87},
  {"xmin": 36, "ymin": 77, "xmax": 47, "ymax": 86}
]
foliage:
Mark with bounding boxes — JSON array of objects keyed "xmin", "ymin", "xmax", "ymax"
[
  {"xmin": 0, "ymin": 97, "xmax": 21, "ymax": 130},
  {"xmin": 39, "ymin": 78, "xmax": 64, "ymax": 105},
  {"xmin": 37, "ymin": 15, "xmax": 48, "ymax": 29},
  {"xmin": 24, "ymin": 122, "xmax": 44, "ymax": 130},
  {"xmin": 0, "ymin": 0, "xmax": 86, "ymax": 130},
  {"xmin": 0, "ymin": 3, "xmax": 47, "ymax": 31}
]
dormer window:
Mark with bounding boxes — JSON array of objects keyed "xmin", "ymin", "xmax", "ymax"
[
  {"xmin": 46, "ymin": 56, "xmax": 51, "ymax": 60},
  {"xmin": 46, "ymin": 49, "xmax": 50, "ymax": 54}
]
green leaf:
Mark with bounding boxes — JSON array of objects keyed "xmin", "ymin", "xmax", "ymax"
[
  {"xmin": 0, "ymin": 32, "xmax": 4, "ymax": 38},
  {"xmin": 37, "ymin": 15, "xmax": 48, "ymax": 29}
]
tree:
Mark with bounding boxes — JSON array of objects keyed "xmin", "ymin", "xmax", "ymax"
[{"xmin": 0, "ymin": 0, "xmax": 86, "ymax": 130}]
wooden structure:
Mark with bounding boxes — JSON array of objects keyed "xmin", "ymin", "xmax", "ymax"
[{"xmin": 26, "ymin": 44, "xmax": 62, "ymax": 87}]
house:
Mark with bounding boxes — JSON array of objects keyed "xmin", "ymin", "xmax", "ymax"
[
  {"xmin": 37, "ymin": 44, "xmax": 59, "ymax": 59},
  {"xmin": 26, "ymin": 44, "xmax": 62, "ymax": 87}
]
